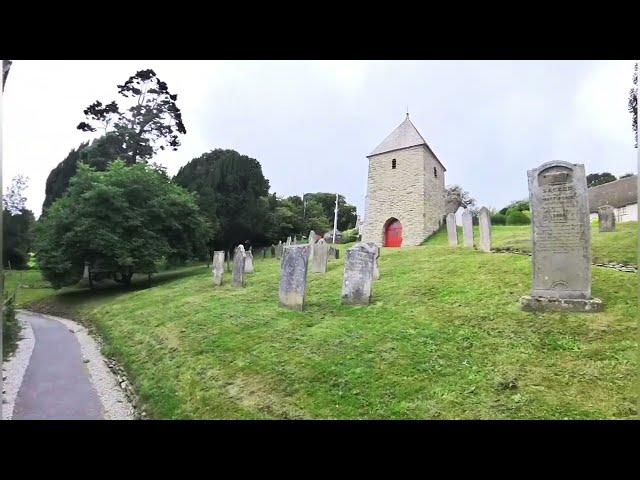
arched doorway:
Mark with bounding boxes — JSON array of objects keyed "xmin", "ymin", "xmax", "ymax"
[{"xmin": 384, "ymin": 219, "xmax": 403, "ymax": 247}]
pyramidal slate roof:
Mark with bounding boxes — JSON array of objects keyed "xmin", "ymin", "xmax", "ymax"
[
  {"xmin": 587, "ymin": 174, "xmax": 637, "ymax": 213},
  {"xmin": 368, "ymin": 115, "xmax": 445, "ymax": 170}
]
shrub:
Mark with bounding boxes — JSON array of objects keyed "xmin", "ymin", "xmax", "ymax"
[
  {"xmin": 2, "ymin": 289, "xmax": 20, "ymax": 361},
  {"xmin": 506, "ymin": 209, "xmax": 531, "ymax": 225},
  {"xmin": 341, "ymin": 228, "xmax": 359, "ymax": 244},
  {"xmin": 491, "ymin": 213, "xmax": 507, "ymax": 225}
]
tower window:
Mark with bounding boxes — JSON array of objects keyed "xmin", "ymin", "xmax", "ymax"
[
  {"xmin": 392, "ymin": 159, "xmax": 396, "ymax": 169},
  {"xmin": 434, "ymin": 167, "xmax": 438, "ymax": 178}
]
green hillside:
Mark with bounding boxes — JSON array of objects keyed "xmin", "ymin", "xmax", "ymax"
[{"xmin": 9, "ymin": 226, "xmax": 637, "ymax": 419}]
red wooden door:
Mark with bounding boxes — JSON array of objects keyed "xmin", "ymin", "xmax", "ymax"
[{"xmin": 385, "ymin": 220, "xmax": 403, "ymax": 247}]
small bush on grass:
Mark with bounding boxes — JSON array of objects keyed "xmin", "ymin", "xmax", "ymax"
[
  {"xmin": 2, "ymin": 289, "xmax": 20, "ymax": 361},
  {"xmin": 506, "ymin": 209, "xmax": 531, "ymax": 225}
]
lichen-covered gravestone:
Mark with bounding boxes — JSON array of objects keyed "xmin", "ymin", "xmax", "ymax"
[
  {"xmin": 279, "ymin": 244, "xmax": 310, "ymax": 311},
  {"xmin": 598, "ymin": 205, "xmax": 616, "ymax": 232},
  {"xmin": 212, "ymin": 251, "xmax": 225, "ymax": 286},
  {"xmin": 446, "ymin": 213, "xmax": 458, "ymax": 247},
  {"xmin": 462, "ymin": 209, "xmax": 473, "ymax": 248},
  {"xmin": 244, "ymin": 250, "xmax": 255, "ymax": 273},
  {"xmin": 308, "ymin": 230, "xmax": 317, "ymax": 262},
  {"xmin": 328, "ymin": 246, "xmax": 338, "ymax": 260},
  {"xmin": 341, "ymin": 243, "xmax": 375, "ymax": 305},
  {"xmin": 478, "ymin": 206, "xmax": 492, "ymax": 252},
  {"xmin": 311, "ymin": 238, "xmax": 329, "ymax": 273},
  {"xmin": 360, "ymin": 242, "xmax": 380, "ymax": 280},
  {"xmin": 520, "ymin": 160, "xmax": 603, "ymax": 312},
  {"xmin": 232, "ymin": 245, "xmax": 246, "ymax": 287}
]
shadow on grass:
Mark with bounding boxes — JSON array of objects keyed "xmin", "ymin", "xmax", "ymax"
[{"xmin": 29, "ymin": 264, "xmax": 209, "ymax": 319}]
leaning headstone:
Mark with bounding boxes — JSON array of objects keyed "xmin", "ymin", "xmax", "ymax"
[
  {"xmin": 341, "ymin": 243, "xmax": 375, "ymax": 305},
  {"xmin": 312, "ymin": 238, "xmax": 329, "ymax": 273},
  {"xmin": 279, "ymin": 244, "xmax": 311, "ymax": 311},
  {"xmin": 462, "ymin": 209, "xmax": 473, "ymax": 248},
  {"xmin": 212, "ymin": 251, "xmax": 225, "ymax": 286},
  {"xmin": 232, "ymin": 245, "xmax": 246, "ymax": 287},
  {"xmin": 446, "ymin": 213, "xmax": 458, "ymax": 247},
  {"xmin": 520, "ymin": 160, "xmax": 603, "ymax": 312},
  {"xmin": 478, "ymin": 207, "xmax": 492, "ymax": 252},
  {"xmin": 244, "ymin": 250, "xmax": 255, "ymax": 274},
  {"xmin": 597, "ymin": 205, "xmax": 616, "ymax": 232}
]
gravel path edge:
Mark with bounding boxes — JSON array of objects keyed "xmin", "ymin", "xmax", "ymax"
[{"xmin": 2, "ymin": 315, "xmax": 35, "ymax": 420}]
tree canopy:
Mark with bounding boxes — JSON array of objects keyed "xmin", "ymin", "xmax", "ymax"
[
  {"xmin": 629, "ymin": 62, "xmax": 638, "ymax": 149},
  {"xmin": 173, "ymin": 149, "xmax": 270, "ymax": 252},
  {"xmin": 3, "ymin": 176, "xmax": 35, "ymax": 269},
  {"xmin": 77, "ymin": 69, "xmax": 186, "ymax": 164},
  {"xmin": 587, "ymin": 172, "xmax": 617, "ymax": 188},
  {"xmin": 34, "ymin": 161, "xmax": 209, "ymax": 289}
]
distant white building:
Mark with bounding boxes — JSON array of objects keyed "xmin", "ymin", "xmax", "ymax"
[{"xmin": 588, "ymin": 175, "xmax": 638, "ymax": 223}]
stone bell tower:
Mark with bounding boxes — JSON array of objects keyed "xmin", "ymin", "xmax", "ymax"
[{"xmin": 361, "ymin": 114, "xmax": 446, "ymax": 247}]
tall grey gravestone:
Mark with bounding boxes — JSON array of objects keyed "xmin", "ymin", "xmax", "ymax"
[
  {"xmin": 478, "ymin": 206, "xmax": 492, "ymax": 252},
  {"xmin": 328, "ymin": 246, "xmax": 338, "ymax": 260},
  {"xmin": 597, "ymin": 205, "xmax": 616, "ymax": 232},
  {"xmin": 341, "ymin": 243, "xmax": 375, "ymax": 305},
  {"xmin": 286, "ymin": 236, "xmax": 292, "ymax": 246},
  {"xmin": 360, "ymin": 242, "xmax": 380, "ymax": 280},
  {"xmin": 279, "ymin": 244, "xmax": 310, "ymax": 311},
  {"xmin": 308, "ymin": 230, "xmax": 316, "ymax": 262},
  {"xmin": 276, "ymin": 241, "xmax": 283, "ymax": 259},
  {"xmin": 212, "ymin": 251, "xmax": 225, "ymax": 286},
  {"xmin": 446, "ymin": 213, "xmax": 458, "ymax": 247},
  {"xmin": 232, "ymin": 245, "xmax": 246, "ymax": 287},
  {"xmin": 311, "ymin": 238, "xmax": 329, "ymax": 273},
  {"xmin": 520, "ymin": 160, "xmax": 603, "ymax": 312},
  {"xmin": 462, "ymin": 209, "xmax": 473, "ymax": 248},
  {"xmin": 244, "ymin": 250, "xmax": 255, "ymax": 273}
]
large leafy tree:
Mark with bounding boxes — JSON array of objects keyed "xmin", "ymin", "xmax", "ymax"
[
  {"xmin": 586, "ymin": 172, "xmax": 617, "ymax": 188},
  {"xmin": 34, "ymin": 161, "xmax": 209, "ymax": 289},
  {"xmin": 174, "ymin": 149, "xmax": 270, "ymax": 252},
  {"xmin": 77, "ymin": 69, "xmax": 186, "ymax": 164},
  {"xmin": 445, "ymin": 185, "xmax": 475, "ymax": 214},
  {"xmin": 3, "ymin": 175, "xmax": 35, "ymax": 269},
  {"xmin": 302, "ymin": 193, "xmax": 357, "ymax": 232},
  {"xmin": 42, "ymin": 134, "xmax": 128, "ymax": 211}
]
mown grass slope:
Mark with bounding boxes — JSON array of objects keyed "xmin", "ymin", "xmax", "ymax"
[
  {"xmin": 13, "ymin": 229, "xmax": 631, "ymax": 420},
  {"xmin": 490, "ymin": 221, "xmax": 638, "ymax": 266}
]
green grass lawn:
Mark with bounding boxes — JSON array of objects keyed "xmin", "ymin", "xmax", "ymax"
[
  {"xmin": 13, "ymin": 231, "xmax": 637, "ymax": 419},
  {"xmin": 490, "ymin": 221, "xmax": 638, "ymax": 266}
]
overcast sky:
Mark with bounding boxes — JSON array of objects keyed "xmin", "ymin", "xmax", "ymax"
[{"xmin": 3, "ymin": 60, "xmax": 637, "ymax": 219}]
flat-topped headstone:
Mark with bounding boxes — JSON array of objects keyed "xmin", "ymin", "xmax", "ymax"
[
  {"xmin": 279, "ymin": 244, "xmax": 310, "ymax": 311},
  {"xmin": 232, "ymin": 245, "xmax": 246, "ymax": 287},
  {"xmin": 446, "ymin": 213, "xmax": 458, "ymax": 247},
  {"xmin": 244, "ymin": 250, "xmax": 255, "ymax": 273},
  {"xmin": 478, "ymin": 206, "xmax": 492, "ymax": 252},
  {"xmin": 520, "ymin": 160, "xmax": 602, "ymax": 312},
  {"xmin": 311, "ymin": 238, "xmax": 329, "ymax": 273},
  {"xmin": 212, "ymin": 251, "xmax": 225, "ymax": 286},
  {"xmin": 341, "ymin": 243, "xmax": 375, "ymax": 305},
  {"xmin": 462, "ymin": 209, "xmax": 473, "ymax": 248},
  {"xmin": 308, "ymin": 230, "xmax": 316, "ymax": 262},
  {"xmin": 597, "ymin": 205, "xmax": 616, "ymax": 232}
]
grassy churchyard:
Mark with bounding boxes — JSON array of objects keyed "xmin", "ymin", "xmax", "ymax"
[{"xmin": 7, "ymin": 223, "xmax": 638, "ymax": 419}]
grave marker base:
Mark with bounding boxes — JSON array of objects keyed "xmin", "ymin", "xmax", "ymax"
[{"xmin": 520, "ymin": 295, "xmax": 603, "ymax": 313}]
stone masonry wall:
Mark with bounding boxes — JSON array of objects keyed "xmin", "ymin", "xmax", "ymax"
[{"xmin": 362, "ymin": 145, "xmax": 445, "ymax": 247}]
